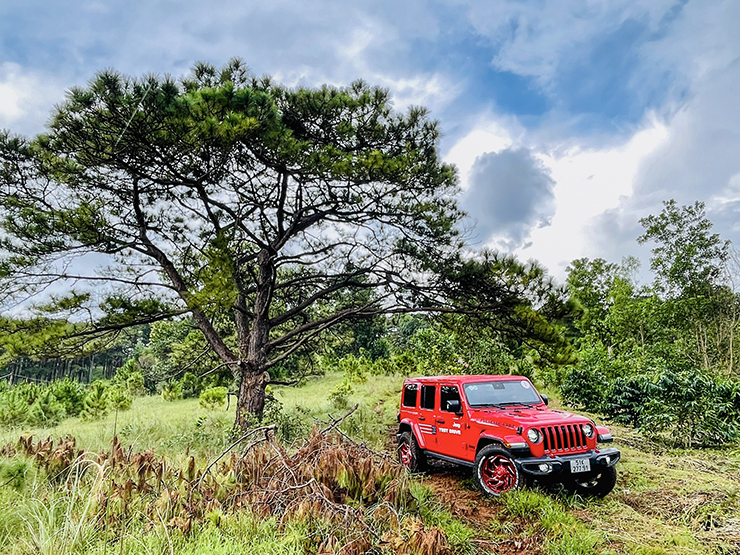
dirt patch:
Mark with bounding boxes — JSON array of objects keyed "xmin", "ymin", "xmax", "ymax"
[
  {"xmin": 421, "ymin": 464, "xmax": 544, "ymax": 554},
  {"xmin": 424, "ymin": 468, "xmax": 501, "ymax": 524}
]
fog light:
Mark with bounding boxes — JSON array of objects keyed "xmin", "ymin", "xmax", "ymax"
[{"xmin": 538, "ymin": 463, "xmax": 552, "ymax": 473}]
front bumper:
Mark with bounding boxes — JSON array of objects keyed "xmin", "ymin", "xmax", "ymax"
[{"xmin": 516, "ymin": 448, "xmax": 620, "ymax": 477}]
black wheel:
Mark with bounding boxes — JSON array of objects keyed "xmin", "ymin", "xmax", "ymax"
[
  {"xmin": 473, "ymin": 445, "xmax": 522, "ymax": 496},
  {"xmin": 564, "ymin": 465, "xmax": 617, "ymax": 498},
  {"xmin": 397, "ymin": 431, "xmax": 427, "ymax": 472}
]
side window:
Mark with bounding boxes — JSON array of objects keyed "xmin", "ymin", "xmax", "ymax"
[
  {"xmin": 402, "ymin": 384, "xmax": 418, "ymax": 407},
  {"xmin": 440, "ymin": 385, "xmax": 461, "ymax": 412},
  {"xmin": 420, "ymin": 385, "xmax": 436, "ymax": 410}
]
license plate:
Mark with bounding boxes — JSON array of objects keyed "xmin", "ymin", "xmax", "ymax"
[{"xmin": 570, "ymin": 458, "xmax": 591, "ymax": 473}]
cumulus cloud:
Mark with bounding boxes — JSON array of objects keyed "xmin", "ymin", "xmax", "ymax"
[
  {"xmin": 586, "ymin": 1, "xmax": 740, "ymax": 270},
  {"xmin": 0, "ymin": 63, "xmax": 65, "ymax": 135},
  {"xmin": 461, "ymin": 148, "xmax": 555, "ymax": 250}
]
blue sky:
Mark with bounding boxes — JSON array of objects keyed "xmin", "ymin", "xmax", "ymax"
[{"xmin": 1, "ymin": 0, "xmax": 738, "ymax": 281}]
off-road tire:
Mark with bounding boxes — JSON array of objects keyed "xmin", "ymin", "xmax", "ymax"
[
  {"xmin": 474, "ymin": 445, "xmax": 522, "ymax": 496},
  {"xmin": 564, "ymin": 465, "xmax": 617, "ymax": 498},
  {"xmin": 397, "ymin": 431, "xmax": 427, "ymax": 472}
]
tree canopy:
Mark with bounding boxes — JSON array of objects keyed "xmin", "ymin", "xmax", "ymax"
[{"xmin": 0, "ymin": 60, "xmax": 571, "ymax": 429}]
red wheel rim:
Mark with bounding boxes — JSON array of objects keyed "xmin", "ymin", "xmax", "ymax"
[
  {"xmin": 480, "ymin": 455, "xmax": 517, "ymax": 494},
  {"xmin": 399, "ymin": 442, "xmax": 412, "ymax": 467}
]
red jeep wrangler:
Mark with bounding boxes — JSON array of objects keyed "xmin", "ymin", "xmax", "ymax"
[{"xmin": 397, "ymin": 375, "xmax": 620, "ymax": 497}]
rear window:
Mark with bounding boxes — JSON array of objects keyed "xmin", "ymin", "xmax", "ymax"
[
  {"xmin": 421, "ymin": 385, "xmax": 435, "ymax": 410},
  {"xmin": 402, "ymin": 384, "xmax": 418, "ymax": 407}
]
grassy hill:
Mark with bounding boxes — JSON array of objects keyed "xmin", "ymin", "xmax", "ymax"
[{"xmin": 1, "ymin": 374, "xmax": 739, "ymax": 554}]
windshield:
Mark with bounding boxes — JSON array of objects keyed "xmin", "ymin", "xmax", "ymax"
[{"xmin": 463, "ymin": 380, "xmax": 542, "ymax": 407}]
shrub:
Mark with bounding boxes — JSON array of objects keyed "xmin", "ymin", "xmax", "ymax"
[
  {"xmin": 28, "ymin": 389, "xmax": 65, "ymax": 427},
  {"xmin": 0, "ymin": 389, "xmax": 31, "ymax": 428},
  {"xmin": 337, "ymin": 354, "xmax": 369, "ymax": 384},
  {"xmin": 81, "ymin": 381, "xmax": 110, "ymax": 421},
  {"xmin": 48, "ymin": 378, "xmax": 87, "ymax": 417},
  {"xmin": 262, "ymin": 393, "xmax": 309, "ymax": 442},
  {"xmin": 181, "ymin": 371, "xmax": 201, "ymax": 398},
  {"xmin": 126, "ymin": 371, "xmax": 146, "ymax": 397},
  {"xmin": 107, "ymin": 384, "xmax": 133, "ymax": 412},
  {"xmin": 560, "ymin": 367, "xmax": 607, "ymax": 413},
  {"xmin": 161, "ymin": 380, "xmax": 183, "ymax": 402},
  {"xmin": 602, "ymin": 374, "xmax": 658, "ymax": 427},
  {"xmin": 329, "ymin": 379, "xmax": 354, "ymax": 410},
  {"xmin": 199, "ymin": 386, "xmax": 227, "ymax": 410}
]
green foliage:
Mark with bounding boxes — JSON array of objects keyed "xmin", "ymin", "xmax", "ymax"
[
  {"xmin": 0, "ymin": 387, "xmax": 31, "ymax": 428},
  {"xmin": 639, "ymin": 199, "xmax": 729, "ymax": 297},
  {"xmin": 48, "ymin": 378, "xmax": 87, "ymax": 417},
  {"xmin": 80, "ymin": 381, "xmax": 109, "ymax": 421},
  {"xmin": 125, "ymin": 371, "xmax": 146, "ymax": 397},
  {"xmin": 329, "ymin": 379, "xmax": 354, "ymax": 410},
  {"xmin": 181, "ymin": 372, "xmax": 201, "ymax": 398},
  {"xmin": 199, "ymin": 387, "xmax": 227, "ymax": 411},
  {"xmin": 28, "ymin": 389, "xmax": 65, "ymax": 427},
  {"xmin": 161, "ymin": 381, "xmax": 183, "ymax": 402},
  {"xmin": 106, "ymin": 384, "xmax": 133, "ymax": 412},
  {"xmin": 0, "ymin": 457, "xmax": 35, "ymax": 491},
  {"xmin": 261, "ymin": 393, "xmax": 309, "ymax": 443}
]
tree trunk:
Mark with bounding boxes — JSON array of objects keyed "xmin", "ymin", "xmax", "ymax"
[
  {"xmin": 234, "ymin": 248, "xmax": 276, "ymax": 431},
  {"xmin": 235, "ymin": 367, "xmax": 269, "ymax": 430}
]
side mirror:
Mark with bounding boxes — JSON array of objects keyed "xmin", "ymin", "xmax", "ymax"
[
  {"xmin": 446, "ymin": 399, "xmax": 462, "ymax": 414},
  {"xmin": 541, "ymin": 394, "xmax": 549, "ymax": 406}
]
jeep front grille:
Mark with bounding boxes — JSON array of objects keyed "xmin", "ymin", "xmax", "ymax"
[{"xmin": 540, "ymin": 425, "xmax": 588, "ymax": 453}]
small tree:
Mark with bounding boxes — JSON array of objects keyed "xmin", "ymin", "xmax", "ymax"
[
  {"xmin": 199, "ymin": 386, "xmax": 227, "ymax": 411},
  {"xmin": 81, "ymin": 382, "xmax": 109, "ymax": 421}
]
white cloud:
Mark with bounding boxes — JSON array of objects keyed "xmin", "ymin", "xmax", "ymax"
[
  {"xmin": 585, "ymin": 1, "xmax": 740, "ymax": 272},
  {"xmin": 458, "ymin": 0, "xmax": 678, "ymax": 82},
  {"xmin": 444, "ymin": 119, "xmax": 516, "ymax": 190},
  {"xmin": 521, "ymin": 120, "xmax": 669, "ymax": 276},
  {"xmin": 0, "ymin": 63, "xmax": 64, "ymax": 134}
]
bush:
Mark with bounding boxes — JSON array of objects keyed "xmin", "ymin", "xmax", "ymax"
[
  {"xmin": 81, "ymin": 381, "xmax": 110, "ymax": 421},
  {"xmin": 597, "ymin": 367, "xmax": 740, "ymax": 447},
  {"xmin": 48, "ymin": 378, "xmax": 87, "ymax": 417},
  {"xmin": 181, "ymin": 371, "xmax": 201, "ymax": 398},
  {"xmin": 262, "ymin": 393, "xmax": 309, "ymax": 443},
  {"xmin": 126, "ymin": 371, "xmax": 146, "ymax": 397},
  {"xmin": 107, "ymin": 384, "xmax": 133, "ymax": 412},
  {"xmin": 0, "ymin": 388, "xmax": 31, "ymax": 428},
  {"xmin": 161, "ymin": 380, "xmax": 183, "ymax": 402},
  {"xmin": 561, "ymin": 367, "xmax": 607, "ymax": 413},
  {"xmin": 329, "ymin": 379, "xmax": 354, "ymax": 410},
  {"xmin": 199, "ymin": 386, "xmax": 227, "ymax": 410},
  {"xmin": 28, "ymin": 389, "xmax": 65, "ymax": 427}
]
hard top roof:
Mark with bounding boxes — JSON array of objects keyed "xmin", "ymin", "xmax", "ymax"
[{"xmin": 403, "ymin": 375, "xmax": 531, "ymax": 385}]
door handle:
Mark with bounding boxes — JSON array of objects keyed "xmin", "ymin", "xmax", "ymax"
[
  {"xmin": 436, "ymin": 419, "xmax": 445, "ymax": 424},
  {"xmin": 419, "ymin": 416, "xmax": 426, "ymax": 421}
]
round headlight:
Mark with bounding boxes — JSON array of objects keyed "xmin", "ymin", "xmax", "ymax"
[
  {"xmin": 582, "ymin": 424, "xmax": 594, "ymax": 438},
  {"xmin": 527, "ymin": 428, "xmax": 541, "ymax": 443}
]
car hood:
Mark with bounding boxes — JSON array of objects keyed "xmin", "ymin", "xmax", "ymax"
[{"xmin": 469, "ymin": 406, "xmax": 592, "ymax": 429}]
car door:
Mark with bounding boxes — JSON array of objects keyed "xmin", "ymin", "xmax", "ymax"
[
  {"xmin": 435, "ymin": 383, "xmax": 471, "ymax": 460},
  {"xmin": 418, "ymin": 383, "xmax": 438, "ymax": 449}
]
